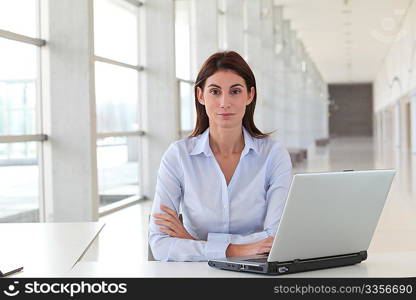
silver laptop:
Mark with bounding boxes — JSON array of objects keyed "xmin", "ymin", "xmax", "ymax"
[{"xmin": 208, "ymin": 169, "xmax": 396, "ymax": 275}]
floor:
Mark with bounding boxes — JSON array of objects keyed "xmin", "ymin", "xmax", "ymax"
[{"xmin": 83, "ymin": 136, "xmax": 416, "ymax": 263}]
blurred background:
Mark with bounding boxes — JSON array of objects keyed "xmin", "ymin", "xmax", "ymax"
[{"xmin": 0, "ymin": 0, "xmax": 415, "ymax": 260}]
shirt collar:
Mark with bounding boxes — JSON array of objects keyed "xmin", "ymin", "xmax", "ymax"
[
  {"xmin": 190, "ymin": 126, "xmax": 259, "ymax": 157},
  {"xmin": 242, "ymin": 126, "xmax": 259, "ymax": 156},
  {"xmin": 190, "ymin": 128, "xmax": 212, "ymax": 157}
]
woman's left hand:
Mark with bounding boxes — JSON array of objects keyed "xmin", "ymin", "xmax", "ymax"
[{"xmin": 153, "ymin": 205, "xmax": 196, "ymax": 240}]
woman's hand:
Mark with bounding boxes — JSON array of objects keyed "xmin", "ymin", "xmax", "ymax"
[
  {"xmin": 153, "ymin": 205, "xmax": 196, "ymax": 240},
  {"xmin": 226, "ymin": 237, "xmax": 274, "ymax": 257}
]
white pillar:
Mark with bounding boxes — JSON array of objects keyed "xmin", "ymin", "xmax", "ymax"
[
  {"xmin": 259, "ymin": 0, "xmax": 275, "ymax": 134},
  {"xmin": 293, "ymin": 38, "xmax": 308, "ymax": 149},
  {"xmin": 297, "ymin": 41, "xmax": 309, "ymax": 149},
  {"xmin": 141, "ymin": 0, "xmax": 178, "ymax": 199},
  {"xmin": 394, "ymin": 102, "xmax": 401, "ymax": 148},
  {"xmin": 410, "ymin": 94, "xmax": 416, "ymax": 153},
  {"xmin": 283, "ymin": 21, "xmax": 302, "ymax": 149},
  {"xmin": 225, "ymin": 0, "xmax": 244, "ymax": 54},
  {"xmin": 244, "ymin": 0, "xmax": 264, "ymax": 130},
  {"xmin": 321, "ymin": 83, "xmax": 329, "ymax": 139},
  {"xmin": 190, "ymin": 0, "xmax": 218, "ymax": 79},
  {"xmin": 272, "ymin": 5, "xmax": 285, "ymax": 141},
  {"xmin": 41, "ymin": 0, "xmax": 98, "ymax": 222},
  {"xmin": 282, "ymin": 20, "xmax": 292, "ymax": 147}
]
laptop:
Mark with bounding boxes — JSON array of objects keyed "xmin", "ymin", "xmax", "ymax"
[{"xmin": 208, "ymin": 169, "xmax": 396, "ymax": 275}]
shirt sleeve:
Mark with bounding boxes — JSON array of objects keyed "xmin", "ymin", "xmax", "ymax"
[
  {"xmin": 148, "ymin": 143, "xmax": 230, "ymax": 261},
  {"xmin": 207, "ymin": 141, "xmax": 293, "ymax": 246}
]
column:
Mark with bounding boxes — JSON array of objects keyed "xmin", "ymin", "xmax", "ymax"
[
  {"xmin": 225, "ymin": 0, "xmax": 244, "ymax": 54},
  {"xmin": 273, "ymin": 5, "xmax": 286, "ymax": 141},
  {"xmin": 190, "ymin": 0, "xmax": 218, "ymax": 79},
  {"xmin": 141, "ymin": 0, "xmax": 178, "ymax": 199},
  {"xmin": 244, "ymin": 0, "xmax": 264, "ymax": 129},
  {"xmin": 41, "ymin": 0, "xmax": 98, "ymax": 221}
]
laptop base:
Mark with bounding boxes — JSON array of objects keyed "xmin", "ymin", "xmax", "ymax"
[{"xmin": 208, "ymin": 251, "xmax": 367, "ymax": 275}]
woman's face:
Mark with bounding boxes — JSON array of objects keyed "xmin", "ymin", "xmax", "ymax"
[{"xmin": 197, "ymin": 70, "xmax": 255, "ymax": 130}]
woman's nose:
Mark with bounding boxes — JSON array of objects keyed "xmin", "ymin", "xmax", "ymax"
[{"xmin": 219, "ymin": 95, "xmax": 231, "ymax": 108}]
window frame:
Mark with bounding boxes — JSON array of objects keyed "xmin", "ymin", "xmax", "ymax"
[
  {"xmin": 92, "ymin": 0, "xmax": 147, "ymax": 216},
  {"xmin": 0, "ymin": 0, "xmax": 47, "ymax": 222}
]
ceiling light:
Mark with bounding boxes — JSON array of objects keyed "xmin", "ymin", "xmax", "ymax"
[
  {"xmin": 275, "ymin": 43, "xmax": 283, "ymax": 55},
  {"xmin": 301, "ymin": 61, "xmax": 307, "ymax": 72},
  {"xmin": 261, "ymin": 8, "xmax": 271, "ymax": 18}
]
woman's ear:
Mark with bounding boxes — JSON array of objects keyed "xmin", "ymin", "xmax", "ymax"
[
  {"xmin": 247, "ymin": 87, "xmax": 255, "ymax": 105},
  {"xmin": 196, "ymin": 87, "xmax": 205, "ymax": 105}
]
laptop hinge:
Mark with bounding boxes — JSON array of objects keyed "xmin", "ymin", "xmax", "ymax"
[
  {"xmin": 275, "ymin": 251, "xmax": 367, "ymax": 264},
  {"xmin": 268, "ymin": 251, "xmax": 367, "ymax": 274}
]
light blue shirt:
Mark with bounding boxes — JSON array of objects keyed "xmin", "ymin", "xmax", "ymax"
[{"xmin": 149, "ymin": 126, "xmax": 293, "ymax": 261}]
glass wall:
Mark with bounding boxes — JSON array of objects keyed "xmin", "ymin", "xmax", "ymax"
[
  {"xmin": 174, "ymin": 0, "xmax": 195, "ymax": 137},
  {"xmin": 0, "ymin": 0, "xmax": 43, "ymax": 222},
  {"xmin": 93, "ymin": 0, "xmax": 143, "ymax": 207}
]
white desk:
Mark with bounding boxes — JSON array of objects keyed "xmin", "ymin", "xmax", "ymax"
[
  {"xmin": 0, "ymin": 222, "xmax": 105, "ymax": 277},
  {"xmin": 68, "ymin": 251, "xmax": 416, "ymax": 278}
]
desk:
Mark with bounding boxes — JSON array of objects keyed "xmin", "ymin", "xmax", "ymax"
[
  {"xmin": 0, "ymin": 222, "xmax": 105, "ymax": 277},
  {"xmin": 68, "ymin": 251, "xmax": 416, "ymax": 278}
]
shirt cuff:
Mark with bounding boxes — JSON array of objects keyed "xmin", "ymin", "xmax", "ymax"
[
  {"xmin": 205, "ymin": 233, "xmax": 231, "ymax": 260},
  {"xmin": 229, "ymin": 231, "xmax": 269, "ymax": 245}
]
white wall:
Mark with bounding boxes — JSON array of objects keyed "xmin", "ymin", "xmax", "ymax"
[{"xmin": 373, "ymin": 1, "xmax": 416, "ymax": 152}]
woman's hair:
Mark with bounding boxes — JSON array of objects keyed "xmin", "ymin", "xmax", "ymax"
[{"xmin": 189, "ymin": 51, "xmax": 269, "ymax": 138}]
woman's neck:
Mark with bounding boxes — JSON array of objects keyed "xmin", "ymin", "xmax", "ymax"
[{"xmin": 209, "ymin": 125, "xmax": 244, "ymax": 156}]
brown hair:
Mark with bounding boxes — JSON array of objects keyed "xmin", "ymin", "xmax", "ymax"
[{"xmin": 189, "ymin": 51, "xmax": 269, "ymax": 138}]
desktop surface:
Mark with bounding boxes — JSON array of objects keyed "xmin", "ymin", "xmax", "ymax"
[{"xmin": 69, "ymin": 251, "xmax": 416, "ymax": 278}]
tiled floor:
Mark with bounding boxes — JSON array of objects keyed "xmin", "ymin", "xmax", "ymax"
[{"xmin": 84, "ymin": 136, "xmax": 416, "ymax": 262}]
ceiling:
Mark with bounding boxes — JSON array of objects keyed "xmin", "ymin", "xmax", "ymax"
[{"xmin": 274, "ymin": 0, "xmax": 414, "ymax": 83}]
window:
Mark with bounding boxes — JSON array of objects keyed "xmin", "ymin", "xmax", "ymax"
[
  {"xmin": 0, "ymin": 0, "xmax": 38, "ymax": 38},
  {"xmin": 217, "ymin": 0, "xmax": 227, "ymax": 51},
  {"xmin": 93, "ymin": 0, "xmax": 144, "ymax": 209},
  {"xmin": 97, "ymin": 136, "xmax": 139, "ymax": 206},
  {"xmin": 242, "ymin": 0, "xmax": 249, "ymax": 60},
  {"xmin": 95, "ymin": 62, "xmax": 139, "ymax": 133},
  {"xmin": 174, "ymin": 0, "xmax": 195, "ymax": 137},
  {"xmin": 179, "ymin": 80, "xmax": 195, "ymax": 133},
  {"xmin": 175, "ymin": 0, "xmax": 192, "ymax": 81},
  {"xmin": 0, "ymin": 0, "xmax": 45, "ymax": 222}
]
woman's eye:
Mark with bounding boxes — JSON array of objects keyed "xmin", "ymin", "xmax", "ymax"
[
  {"xmin": 210, "ymin": 89, "xmax": 220, "ymax": 95},
  {"xmin": 231, "ymin": 89, "xmax": 241, "ymax": 94}
]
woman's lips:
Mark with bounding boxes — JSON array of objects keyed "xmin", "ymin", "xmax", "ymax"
[{"xmin": 218, "ymin": 113, "xmax": 235, "ymax": 117}]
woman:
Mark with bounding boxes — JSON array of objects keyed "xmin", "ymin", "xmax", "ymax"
[{"xmin": 149, "ymin": 51, "xmax": 292, "ymax": 261}]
